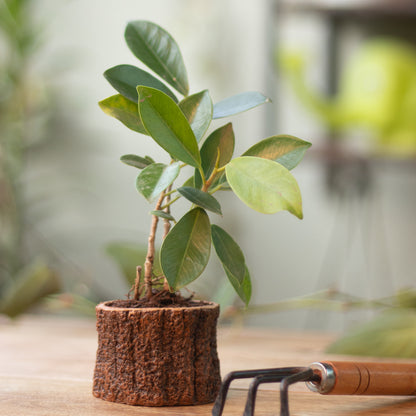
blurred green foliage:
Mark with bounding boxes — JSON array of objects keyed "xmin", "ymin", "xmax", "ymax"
[
  {"xmin": 327, "ymin": 289, "xmax": 416, "ymax": 358},
  {"xmin": 0, "ymin": 0, "xmax": 60, "ymax": 317}
]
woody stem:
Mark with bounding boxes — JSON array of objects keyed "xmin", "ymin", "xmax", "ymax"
[{"xmin": 144, "ymin": 191, "xmax": 165, "ymax": 300}]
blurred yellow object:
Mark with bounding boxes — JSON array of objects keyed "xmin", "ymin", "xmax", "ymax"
[{"xmin": 279, "ymin": 38, "xmax": 416, "ymax": 157}]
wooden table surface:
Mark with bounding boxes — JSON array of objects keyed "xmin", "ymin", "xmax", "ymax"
[{"xmin": 1, "ymin": 314, "xmax": 416, "ymax": 415}]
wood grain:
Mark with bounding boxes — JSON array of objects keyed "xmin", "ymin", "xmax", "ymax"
[{"xmin": 1, "ymin": 315, "xmax": 416, "ymax": 415}]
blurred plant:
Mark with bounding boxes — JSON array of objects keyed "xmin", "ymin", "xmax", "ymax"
[
  {"xmin": 327, "ymin": 289, "xmax": 416, "ymax": 358},
  {"xmin": 279, "ymin": 38, "xmax": 416, "ymax": 157},
  {"xmin": 0, "ymin": 0, "xmax": 60, "ymax": 317},
  {"xmin": 224, "ymin": 288, "xmax": 416, "ymax": 358}
]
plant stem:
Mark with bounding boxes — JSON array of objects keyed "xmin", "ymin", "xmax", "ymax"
[
  {"xmin": 144, "ymin": 191, "xmax": 165, "ymax": 299},
  {"xmin": 202, "ymin": 167, "xmax": 223, "ymax": 192},
  {"xmin": 162, "ymin": 186, "xmax": 172, "ymax": 291},
  {"xmin": 133, "ymin": 266, "xmax": 142, "ymax": 300},
  {"xmin": 163, "ymin": 186, "xmax": 172, "ymax": 238},
  {"xmin": 160, "ymin": 195, "xmax": 181, "ymax": 210},
  {"xmin": 202, "ymin": 149, "xmax": 223, "ymax": 192}
]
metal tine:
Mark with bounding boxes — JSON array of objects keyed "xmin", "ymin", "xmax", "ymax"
[
  {"xmin": 242, "ymin": 368, "xmax": 309, "ymax": 416},
  {"xmin": 212, "ymin": 367, "xmax": 302, "ymax": 416},
  {"xmin": 280, "ymin": 368, "xmax": 320, "ymax": 416}
]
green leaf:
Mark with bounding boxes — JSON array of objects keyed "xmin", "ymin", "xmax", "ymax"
[
  {"xmin": 181, "ymin": 176, "xmax": 195, "ymax": 188},
  {"xmin": 211, "ymin": 225, "xmax": 245, "ymax": 283},
  {"xmin": 136, "ymin": 162, "xmax": 180, "ymax": 202},
  {"xmin": 201, "ymin": 123, "xmax": 235, "ymax": 176},
  {"xmin": 213, "ymin": 91, "xmax": 270, "ymax": 119},
  {"xmin": 121, "ymin": 154, "xmax": 153, "ymax": 169},
  {"xmin": 177, "ymin": 187, "xmax": 222, "ymax": 215},
  {"xmin": 243, "ymin": 135, "xmax": 312, "ymax": 170},
  {"xmin": 195, "ymin": 123, "xmax": 235, "ymax": 189},
  {"xmin": 327, "ymin": 309, "xmax": 416, "ymax": 358},
  {"xmin": 225, "ymin": 156, "xmax": 303, "ymax": 218},
  {"xmin": 150, "ymin": 210, "xmax": 176, "ymax": 222},
  {"xmin": 125, "ymin": 20, "xmax": 189, "ymax": 95},
  {"xmin": 104, "ymin": 64, "xmax": 178, "ymax": 103},
  {"xmin": 160, "ymin": 208, "xmax": 211, "ymax": 290},
  {"xmin": 226, "ymin": 266, "xmax": 252, "ymax": 306},
  {"xmin": 99, "ymin": 94, "xmax": 147, "ymax": 134},
  {"xmin": 137, "ymin": 86, "xmax": 201, "ymax": 168},
  {"xmin": 179, "ymin": 90, "xmax": 212, "ymax": 142}
]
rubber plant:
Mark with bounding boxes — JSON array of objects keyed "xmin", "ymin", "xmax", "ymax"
[{"xmin": 93, "ymin": 20, "xmax": 311, "ymax": 407}]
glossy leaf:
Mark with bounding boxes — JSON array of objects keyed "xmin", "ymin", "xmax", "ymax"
[
  {"xmin": 160, "ymin": 208, "xmax": 211, "ymax": 290},
  {"xmin": 125, "ymin": 20, "xmax": 189, "ymax": 95},
  {"xmin": 211, "ymin": 225, "xmax": 245, "ymax": 283},
  {"xmin": 104, "ymin": 64, "xmax": 178, "ymax": 103},
  {"xmin": 213, "ymin": 91, "xmax": 270, "ymax": 119},
  {"xmin": 243, "ymin": 135, "xmax": 312, "ymax": 170},
  {"xmin": 195, "ymin": 123, "xmax": 235, "ymax": 189},
  {"xmin": 99, "ymin": 94, "xmax": 147, "ymax": 134},
  {"xmin": 226, "ymin": 266, "xmax": 252, "ymax": 306},
  {"xmin": 225, "ymin": 156, "xmax": 303, "ymax": 218},
  {"xmin": 136, "ymin": 162, "xmax": 180, "ymax": 202},
  {"xmin": 121, "ymin": 154, "xmax": 153, "ymax": 169},
  {"xmin": 327, "ymin": 309, "xmax": 416, "ymax": 358},
  {"xmin": 178, "ymin": 187, "xmax": 222, "ymax": 215},
  {"xmin": 150, "ymin": 210, "xmax": 176, "ymax": 222},
  {"xmin": 179, "ymin": 90, "xmax": 212, "ymax": 142},
  {"xmin": 137, "ymin": 86, "xmax": 201, "ymax": 168}
]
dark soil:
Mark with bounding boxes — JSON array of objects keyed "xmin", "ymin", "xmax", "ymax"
[{"xmin": 107, "ymin": 290, "xmax": 208, "ymax": 309}]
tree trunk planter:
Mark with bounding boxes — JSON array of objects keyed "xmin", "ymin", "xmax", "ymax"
[{"xmin": 92, "ymin": 300, "xmax": 221, "ymax": 406}]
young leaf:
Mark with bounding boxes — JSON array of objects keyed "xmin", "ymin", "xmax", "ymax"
[
  {"xmin": 160, "ymin": 208, "xmax": 211, "ymax": 290},
  {"xmin": 136, "ymin": 162, "xmax": 180, "ymax": 202},
  {"xmin": 179, "ymin": 90, "xmax": 212, "ymax": 142},
  {"xmin": 243, "ymin": 135, "xmax": 312, "ymax": 170},
  {"xmin": 177, "ymin": 187, "xmax": 222, "ymax": 215},
  {"xmin": 211, "ymin": 225, "xmax": 245, "ymax": 283},
  {"xmin": 181, "ymin": 176, "xmax": 195, "ymax": 188},
  {"xmin": 121, "ymin": 154, "xmax": 153, "ymax": 169},
  {"xmin": 125, "ymin": 20, "xmax": 189, "ymax": 96},
  {"xmin": 225, "ymin": 266, "xmax": 252, "ymax": 306},
  {"xmin": 213, "ymin": 91, "xmax": 270, "ymax": 119},
  {"xmin": 225, "ymin": 156, "xmax": 303, "ymax": 218},
  {"xmin": 99, "ymin": 94, "xmax": 147, "ymax": 134},
  {"xmin": 195, "ymin": 123, "xmax": 235, "ymax": 189},
  {"xmin": 201, "ymin": 123, "xmax": 235, "ymax": 176},
  {"xmin": 150, "ymin": 210, "xmax": 176, "ymax": 222},
  {"xmin": 137, "ymin": 86, "xmax": 201, "ymax": 168},
  {"xmin": 104, "ymin": 64, "xmax": 178, "ymax": 103}
]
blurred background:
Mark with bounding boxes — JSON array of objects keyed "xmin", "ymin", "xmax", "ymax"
[{"xmin": 1, "ymin": 0, "xmax": 416, "ymax": 346}]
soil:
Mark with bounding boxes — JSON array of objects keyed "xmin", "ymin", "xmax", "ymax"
[{"xmin": 107, "ymin": 290, "xmax": 206, "ymax": 309}]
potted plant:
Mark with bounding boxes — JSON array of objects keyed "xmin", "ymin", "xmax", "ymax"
[{"xmin": 93, "ymin": 20, "xmax": 311, "ymax": 407}]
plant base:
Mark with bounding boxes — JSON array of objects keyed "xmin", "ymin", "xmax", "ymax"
[{"xmin": 92, "ymin": 300, "xmax": 221, "ymax": 406}]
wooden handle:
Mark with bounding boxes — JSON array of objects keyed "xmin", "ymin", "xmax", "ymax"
[{"xmin": 316, "ymin": 361, "xmax": 416, "ymax": 396}]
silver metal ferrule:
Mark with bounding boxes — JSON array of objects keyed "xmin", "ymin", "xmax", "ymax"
[{"xmin": 306, "ymin": 362, "xmax": 336, "ymax": 394}]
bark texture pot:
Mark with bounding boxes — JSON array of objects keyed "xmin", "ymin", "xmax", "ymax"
[{"xmin": 92, "ymin": 300, "xmax": 221, "ymax": 406}]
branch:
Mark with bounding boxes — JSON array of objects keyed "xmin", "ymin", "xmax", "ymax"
[{"xmin": 144, "ymin": 191, "xmax": 165, "ymax": 299}]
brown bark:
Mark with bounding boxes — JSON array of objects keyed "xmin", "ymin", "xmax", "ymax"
[{"xmin": 93, "ymin": 300, "xmax": 221, "ymax": 406}]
